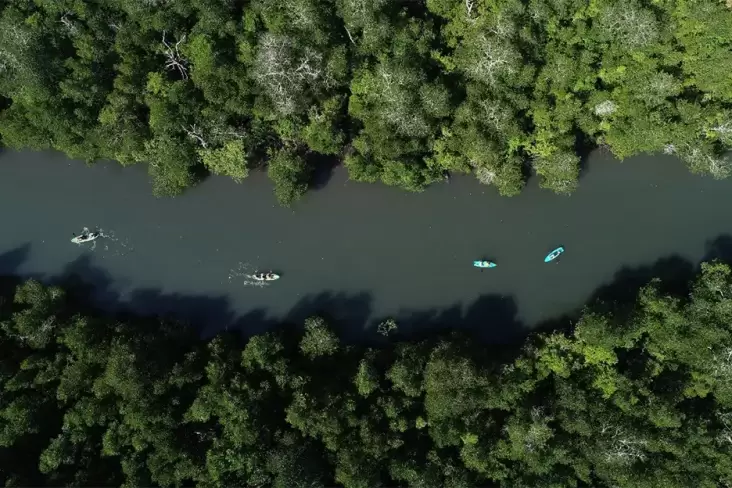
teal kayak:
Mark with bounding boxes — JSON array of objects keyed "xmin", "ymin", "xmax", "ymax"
[
  {"xmin": 544, "ymin": 247, "xmax": 564, "ymax": 262},
  {"xmin": 474, "ymin": 260, "xmax": 497, "ymax": 268}
]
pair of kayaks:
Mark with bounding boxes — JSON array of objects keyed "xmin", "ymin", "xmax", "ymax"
[{"xmin": 473, "ymin": 246, "xmax": 564, "ymax": 268}]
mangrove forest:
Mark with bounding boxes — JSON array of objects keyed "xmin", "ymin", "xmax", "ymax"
[
  {"xmin": 1, "ymin": 261, "xmax": 732, "ymax": 487},
  {"xmin": 0, "ymin": 0, "xmax": 730, "ymax": 204}
]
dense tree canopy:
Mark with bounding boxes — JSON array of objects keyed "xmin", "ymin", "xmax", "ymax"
[
  {"xmin": 2, "ymin": 261, "xmax": 732, "ymax": 486},
  {"xmin": 0, "ymin": 0, "xmax": 729, "ymax": 203}
]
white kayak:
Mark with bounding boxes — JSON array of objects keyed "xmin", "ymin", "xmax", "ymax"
[
  {"xmin": 252, "ymin": 272, "xmax": 280, "ymax": 281},
  {"xmin": 71, "ymin": 232, "xmax": 100, "ymax": 244}
]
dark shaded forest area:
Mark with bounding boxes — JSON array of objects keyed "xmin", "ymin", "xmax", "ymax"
[
  {"xmin": 0, "ymin": 0, "xmax": 730, "ymax": 204},
  {"xmin": 1, "ymin": 261, "xmax": 732, "ymax": 487}
]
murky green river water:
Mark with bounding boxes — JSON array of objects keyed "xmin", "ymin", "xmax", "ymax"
[{"xmin": 1, "ymin": 150, "xmax": 730, "ymax": 340}]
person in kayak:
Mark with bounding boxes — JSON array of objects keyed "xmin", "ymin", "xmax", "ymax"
[
  {"xmin": 73, "ymin": 227, "xmax": 93, "ymax": 238},
  {"xmin": 71, "ymin": 228, "xmax": 102, "ymax": 244},
  {"xmin": 252, "ymin": 272, "xmax": 277, "ymax": 281}
]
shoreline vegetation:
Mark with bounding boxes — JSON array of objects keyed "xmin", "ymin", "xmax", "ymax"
[
  {"xmin": 2, "ymin": 262, "xmax": 732, "ymax": 487},
  {"xmin": 0, "ymin": 1, "xmax": 730, "ymax": 204}
]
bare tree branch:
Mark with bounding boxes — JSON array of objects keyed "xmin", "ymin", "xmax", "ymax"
[
  {"xmin": 718, "ymin": 412, "xmax": 732, "ymax": 446},
  {"xmin": 479, "ymin": 99, "xmax": 510, "ymax": 132},
  {"xmin": 212, "ymin": 126, "xmax": 247, "ymax": 140},
  {"xmin": 344, "ymin": 26, "xmax": 357, "ymax": 46},
  {"xmin": 59, "ymin": 12, "xmax": 77, "ymax": 35},
  {"xmin": 466, "ymin": 34, "xmax": 517, "ymax": 86},
  {"xmin": 600, "ymin": 424, "xmax": 648, "ymax": 465},
  {"xmin": 709, "ymin": 346, "xmax": 732, "ymax": 380},
  {"xmin": 253, "ymin": 34, "xmax": 329, "ymax": 115},
  {"xmin": 162, "ymin": 30, "xmax": 188, "ymax": 80},
  {"xmin": 181, "ymin": 124, "xmax": 208, "ymax": 148},
  {"xmin": 465, "ymin": 0, "xmax": 476, "ymax": 21},
  {"xmin": 710, "ymin": 122, "xmax": 732, "ymax": 137},
  {"xmin": 488, "ymin": 12, "xmax": 514, "ymax": 38},
  {"xmin": 598, "ymin": 4, "xmax": 659, "ymax": 48},
  {"xmin": 680, "ymin": 143, "xmax": 731, "ymax": 179},
  {"xmin": 474, "ymin": 164, "xmax": 497, "ymax": 185}
]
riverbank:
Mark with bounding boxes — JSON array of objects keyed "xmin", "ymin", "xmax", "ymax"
[
  {"xmin": 2, "ymin": 262, "xmax": 731, "ymax": 487},
  {"xmin": 2, "ymin": 149, "xmax": 732, "ymax": 340},
  {"xmin": 2, "ymin": 0, "xmax": 729, "ymax": 202}
]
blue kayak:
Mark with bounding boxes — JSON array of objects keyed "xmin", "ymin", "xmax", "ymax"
[
  {"xmin": 474, "ymin": 260, "xmax": 497, "ymax": 268},
  {"xmin": 544, "ymin": 247, "xmax": 564, "ymax": 262}
]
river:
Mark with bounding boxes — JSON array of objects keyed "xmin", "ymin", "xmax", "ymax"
[{"xmin": 0, "ymin": 149, "xmax": 730, "ymax": 341}]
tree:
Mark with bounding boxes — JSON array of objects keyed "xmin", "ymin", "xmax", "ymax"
[
  {"xmin": 300, "ymin": 317, "xmax": 339, "ymax": 359},
  {"xmin": 199, "ymin": 139, "xmax": 249, "ymax": 181},
  {"xmin": 0, "ymin": 0, "xmax": 729, "ymax": 201},
  {"xmin": 267, "ymin": 146, "xmax": 311, "ymax": 206},
  {"xmin": 4, "ymin": 259, "xmax": 732, "ymax": 486},
  {"xmin": 139, "ymin": 134, "xmax": 198, "ymax": 197}
]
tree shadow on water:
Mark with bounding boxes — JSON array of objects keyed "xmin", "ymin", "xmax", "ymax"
[
  {"xmin": 585, "ymin": 254, "xmax": 695, "ymax": 321},
  {"xmin": 227, "ymin": 308, "xmax": 280, "ymax": 340},
  {"xmin": 50, "ymin": 255, "xmax": 239, "ymax": 337},
  {"xmin": 703, "ymin": 234, "xmax": 732, "ymax": 264},
  {"xmin": 0, "ymin": 243, "xmax": 31, "ymax": 273},
  {"xmin": 10, "ymin": 243, "xmax": 732, "ymax": 347},
  {"xmin": 0, "ymin": 243, "xmax": 32, "ymax": 313},
  {"xmin": 307, "ymin": 154, "xmax": 340, "ymax": 191},
  {"xmin": 54, "ymin": 254, "xmax": 123, "ymax": 310},
  {"xmin": 506, "ymin": 253, "xmax": 703, "ymax": 340},
  {"xmin": 379, "ymin": 293, "xmax": 526, "ymax": 346},
  {"xmin": 0, "ymin": 243, "xmax": 31, "ymax": 292},
  {"xmin": 29, "ymin": 254, "xmax": 376, "ymax": 342},
  {"xmin": 125, "ymin": 288, "xmax": 234, "ymax": 334},
  {"xmin": 32, "ymin": 255, "xmax": 378, "ymax": 342},
  {"xmin": 587, "ymin": 235, "xmax": 732, "ymax": 320},
  {"xmin": 282, "ymin": 290, "xmax": 374, "ymax": 341},
  {"xmin": 574, "ymin": 128, "xmax": 596, "ymax": 180}
]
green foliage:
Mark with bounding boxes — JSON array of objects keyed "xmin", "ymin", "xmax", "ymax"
[
  {"xmin": 377, "ymin": 318, "xmax": 397, "ymax": 337},
  {"xmin": 302, "ymin": 97, "xmax": 346, "ymax": 155},
  {"xmin": 300, "ymin": 316, "xmax": 339, "ymax": 359},
  {"xmin": 354, "ymin": 354, "xmax": 379, "ymax": 397},
  {"xmin": 0, "ymin": 0, "xmax": 729, "ymax": 202},
  {"xmin": 199, "ymin": 139, "xmax": 249, "ymax": 182},
  {"xmin": 139, "ymin": 135, "xmax": 198, "ymax": 197},
  {"xmin": 532, "ymin": 150, "xmax": 580, "ymax": 195},
  {"xmin": 267, "ymin": 146, "xmax": 311, "ymax": 206},
  {"xmin": 3, "ymin": 260, "xmax": 732, "ymax": 485}
]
